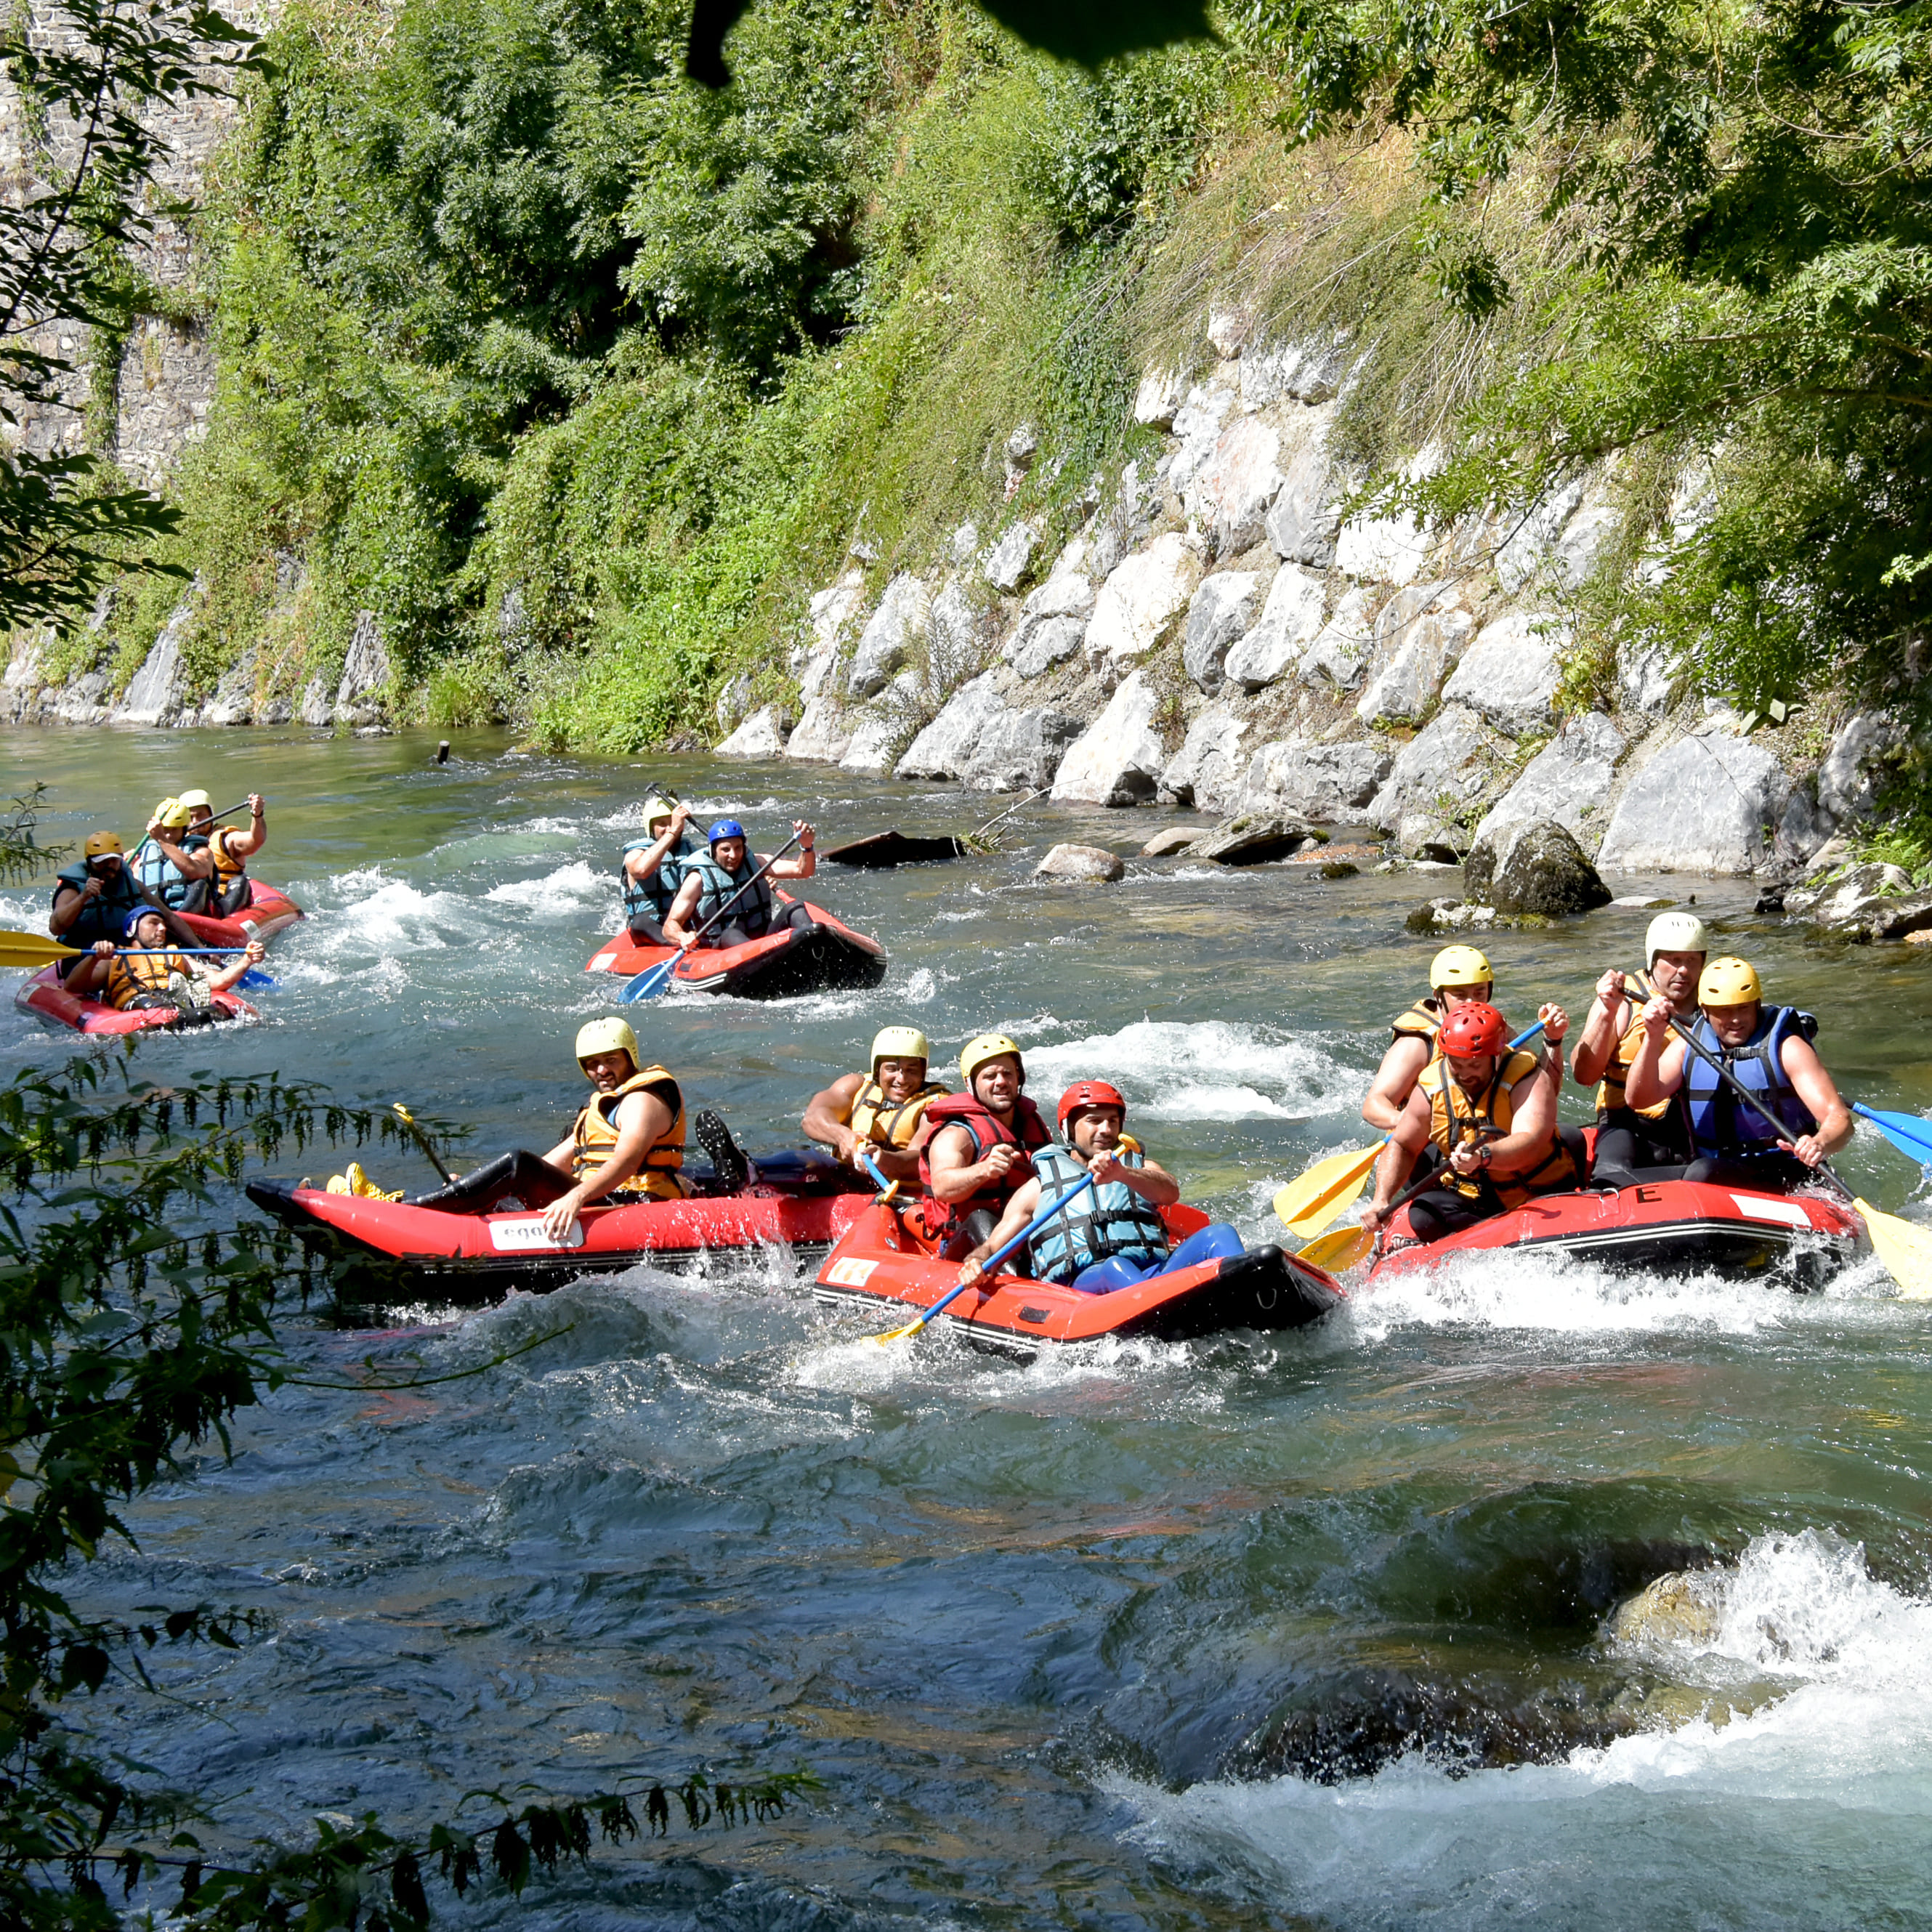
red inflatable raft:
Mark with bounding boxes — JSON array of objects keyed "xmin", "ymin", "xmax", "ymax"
[
  {"xmin": 586, "ymin": 892, "xmax": 886, "ymax": 1000},
  {"xmin": 812, "ymin": 1199, "xmax": 1345, "ymax": 1361},
  {"xmin": 1367, "ymin": 1177, "xmax": 1862, "ymax": 1288},
  {"xmin": 246, "ymin": 1147, "xmax": 873, "ymax": 1298},
  {"xmin": 15, "ymin": 963, "xmax": 254, "ymax": 1035},
  {"xmin": 173, "ymin": 881, "xmax": 304, "ymax": 947}
]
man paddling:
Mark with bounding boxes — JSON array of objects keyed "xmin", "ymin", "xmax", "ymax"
[
  {"xmin": 619, "ymin": 795, "xmax": 695, "ymax": 947},
  {"xmin": 802, "ymin": 1025, "xmax": 949, "ymax": 1184},
  {"xmin": 182, "ymin": 789, "xmax": 267, "ymax": 917},
  {"xmin": 956, "ymin": 1080, "xmax": 1245, "ymax": 1293},
  {"xmin": 1364, "ymin": 945, "xmax": 1521, "ymax": 1131},
  {"xmin": 129, "ymin": 797, "xmax": 214, "ymax": 912},
  {"xmin": 47, "ymin": 832, "xmax": 144, "ymax": 977},
  {"xmin": 538, "ymin": 1017, "xmax": 693, "ymax": 1241},
  {"xmin": 68, "ymin": 910, "xmax": 262, "ymax": 1015},
  {"xmin": 1623, "ymin": 956, "xmax": 1851, "ymax": 1190},
  {"xmin": 1361, "ymin": 999, "xmax": 1576, "ymax": 1247},
  {"xmin": 663, "ymin": 817, "xmax": 818, "ymax": 952},
  {"xmin": 1569, "ymin": 910, "xmax": 1705, "ymax": 1187},
  {"xmin": 916, "ymin": 1033, "xmax": 1052, "ymax": 1258}
]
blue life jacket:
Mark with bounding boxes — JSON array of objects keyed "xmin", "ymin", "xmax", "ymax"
[
  {"xmin": 621, "ymin": 830, "xmax": 695, "ymax": 923},
  {"xmin": 683, "ymin": 850, "xmax": 777, "ymax": 936},
  {"xmin": 51, "ymin": 860, "xmax": 143, "ymax": 947},
  {"xmin": 1686, "ymin": 1006, "xmax": 1819, "ymax": 1159},
  {"xmin": 1027, "ymin": 1142, "xmax": 1171, "ymax": 1285},
  {"xmin": 129, "ymin": 832, "xmax": 206, "ymax": 908}
]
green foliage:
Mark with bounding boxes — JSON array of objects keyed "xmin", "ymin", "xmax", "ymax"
[
  {"xmin": 0, "ymin": 786, "xmax": 69, "ymax": 885},
  {"xmin": 0, "ymin": 1052, "xmax": 804, "ymax": 1928}
]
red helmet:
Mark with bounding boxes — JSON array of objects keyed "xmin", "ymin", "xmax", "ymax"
[
  {"xmin": 1057, "ymin": 1079, "xmax": 1127, "ymax": 1131},
  {"xmin": 1437, "ymin": 1001, "xmax": 1508, "ymax": 1058}
]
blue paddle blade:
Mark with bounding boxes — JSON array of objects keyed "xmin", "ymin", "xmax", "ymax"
[
  {"xmin": 1853, "ymin": 1103, "xmax": 1932, "ymax": 1165},
  {"xmin": 238, "ymin": 968, "xmax": 278, "ymax": 990},
  {"xmin": 619, "ymin": 955, "xmax": 679, "ymax": 1004}
]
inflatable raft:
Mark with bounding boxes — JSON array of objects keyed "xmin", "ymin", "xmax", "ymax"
[
  {"xmin": 1367, "ymin": 1176, "xmax": 1863, "ymax": 1288},
  {"xmin": 586, "ymin": 892, "xmax": 886, "ymax": 999},
  {"xmin": 15, "ymin": 963, "xmax": 254, "ymax": 1035},
  {"xmin": 812, "ymin": 1199, "xmax": 1345, "ymax": 1360},
  {"xmin": 246, "ymin": 1147, "xmax": 873, "ymax": 1297},
  {"xmin": 174, "ymin": 881, "xmax": 304, "ymax": 947}
]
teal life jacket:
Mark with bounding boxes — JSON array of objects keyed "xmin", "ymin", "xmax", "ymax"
[
  {"xmin": 51, "ymin": 860, "xmax": 143, "ymax": 947},
  {"xmin": 684, "ymin": 849, "xmax": 777, "ymax": 936},
  {"xmin": 1686, "ymin": 1006, "xmax": 1819, "ymax": 1159},
  {"xmin": 129, "ymin": 832, "xmax": 206, "ymax": 908},
  {"xmin": 1027, "ymin": 1142, "xmax": 1170, "ymax": 1285},
  {"xmin": 621, "ymin": 830, "xmax": 695, "ymax": 923}
]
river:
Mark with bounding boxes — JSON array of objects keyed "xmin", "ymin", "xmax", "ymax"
[{"xmin": 7, "ymin": 722, "xmax": 1932, "ymax": 1930}]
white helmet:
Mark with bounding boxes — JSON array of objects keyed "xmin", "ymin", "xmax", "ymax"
[{"xmin": 1646, "ymin": 910, "xmax": 1710, "ymax": 969}]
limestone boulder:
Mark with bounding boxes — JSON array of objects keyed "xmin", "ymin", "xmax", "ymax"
[
  {"xmin": 715, "ymin": 705, "xmax": 791, "ymax": 758},
  {"xmin": 1083, "ymin": 534, "xmax": 1203, "ymax": 675},
  {"xmin": 840, "ymin": 700, "xmax": 917, "ymax": 775},
  {"xmin": 1298, "ymin": 586, "xmax": 1375, "ymax": 692},
  {"xmin": 1334, "ymin": 454, "xmax": 1438, "ymax": 584},
  {"xmin": 1191, "ymin": 812, "xmax": 1319, "ymax": 866},
  {"xmin": 1862, "ymin": 892, "xmax": 1932, "ymax": 942},
  {"xmin": 786, "ymin": 694, "xmax": 855, "ymax": 764},
  {"xmin": 1034, "ymin": 842, "xmax": 1125, "ymax": 884},
  {"xmin": 1051, "ymin": 671, "xmax": 1167, "ymax": 806},
  {"xmin": 1596, "ymin": 731, "xmax": 1794, "ymax": 875},
  {"xmin": 1186, "ymin": 415, "xmax": 1284, "ymax": 554},
  {"xmin": 52, "ymin": 668, "xmax": 112, "ymax": 724},
  {"xmin": 199, "ymin": 653, "xmax": 257, "ymax": 727},
  {"xmin": 1365, "ymin": 703, "xmax": 1488, "ymax": 836},
  {"xmin": 1165, "ymin": 384, "xmax": 1237, "ymax": 498},
  {"xmin": 1463, "ymin": 817, "xmax": 1612, "ymax": 915},
  {"xmin": 894, "ymin": 673, "xmax": 1084, "ymax": 791},
  {"xmin": 1787, "ymin": 860, "xmax": 1909, "ymax": 929},
  {"xmin": 297, "ymin": 676, "xmax": 333, "ymax": 727},
  {"xmin": 1816, "ymin": 710, "xmax": 1900, "ymax": 828},
  {"xmin": 1265, "ymin": 419, "xmax": 1341, "ymax": 567},
  {"xmin": 1237, "ymin": 737, "xmax": 1394, "ymax": 823},
  {"xmin": 1355, "ymin": 607, "xmax": 1476, "ymax": 727},
  {"xmin": 1471, "ymin": 712, "xmax": 1625, "ymax": 847},
  {"xmin": 331, "ymin": 610, "xmax": 390, "ymax": 725},
  {"xmin": 1495, "ymin": 474, "xmax": 1622, "ymax": 592},
  {"xmin": 1617, "ymin": 640, "xmax": 1676, "ymax": 715},
  {"xmin": 1440, "ymin": 612, "xmax": 1564, "ymax": 735},
  {"xmin": 1006, "ymin": 615, "xmax": 1085, "ymax": 680},
  {"xmin": 847, "ymin": 574, "xmax": 930, "ymax": 698},
  {"xmin": 1240, "ymin": 332, "xmax": 1351, "ymax": 409},
  {"xmin": 1133, "ymin": 365, "xmax": 1186, "ymax": 428},
  {"xmin": 1223, "ymin": 563, "xmax": 1327, "ymax": 692},
  {"xmin": 1183, "ymin": 569, "xmax": 1266, "ymax": 694},
  {"xmin": 1157, "ymin": 705, "xmax": 1250, "ymax": 815},
  {"xmin": 1141, "ymin": 826, "xmax": 1213, "ymax": 857},
  {"xmin": 111, "ymin": 599, "xmax": 193, "ymax": 726},
  {"xmin": 982, "ymin": 520, "xmax": 1040, "ymax": 593}
]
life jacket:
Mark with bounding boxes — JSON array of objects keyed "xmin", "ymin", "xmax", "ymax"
[
  {"xmin": 51, "ymin": 861, "xmax": 143, "ymax": 948},
  {"xmin": 1596, "ymin": 1010, "xmax": 1681, "ymax": 1123},
  {"xmin": 1391, "ymin": 993, "xmax": 1445, "ymax": 1045},
  {"xmin": 570, "ymin": 1065, "xmax": 687, "ymax": 1200},
  {"xmin": 1027, "ymin": 1140, "xmax": 1169, "ymax": 1285},
  {"xmin": 683, "ymin": 850, "xmax": 776, "ymax": 937},
  {"xmin": 846, "ymin": 1075, "xmax": 948, "ymax": 1154},
  {"xmin": 1685, "ymin": 1008, "xmax": 1819, "ymax": 1160},
  {"xmin": 915, "ymin": 1091, "xmax": 1052, "ymax": 1243},
  {"xmin": 129, "ymin": 832, "xmax": 206, "ymax": 908},
  {"xmin": 621, "ymin": 830, "xmax": 696, "ymax": 924},
  {"xmin": 208, "ymin": 826, "xmax": 250, "ymax": 890},
  {"xmin": 1422, "ymin": 1049, "xmax": 1577, "ymax": 1209},
  {"xmin": 105, "ymin": 948, "xmax": 190, "ymax": 1010}
]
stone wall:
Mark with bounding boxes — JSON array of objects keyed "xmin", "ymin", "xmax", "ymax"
[{"xmin": 721, "ymin": 309, "xmax": 1896, "ymax": 883}]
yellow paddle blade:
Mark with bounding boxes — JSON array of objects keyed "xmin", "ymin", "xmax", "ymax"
[
  {"xmin": 0, "ymin": 928, "xmax": 81, "ymax": 969},
  {"xmin": 1855, "ymin": 1198, "xmax": 1932, "ymax": 1301},
  {"xmin": 1273, "ymin": 1141, "xmax": 1382, "ymax": 1237},
  {"xmin": 1297, "ymin": 1224, "xmax": 1373, "ymax": 1273},
  {"xmin": 869, "ymin": 1314, "xmax": 929, "ymax": 1346}
]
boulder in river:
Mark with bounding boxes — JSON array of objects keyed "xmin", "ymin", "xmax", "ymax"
[
  {"xmin": 1051, "ymin": 671, "xmax": 1166, "ymax": 807},
  {"xmin": 1033, "ymin": 842, "xmax": 1125, "ymax": 884},
  {"xmin": 1191, "ymin": 812, "xmax": 1321, "ymax": 865},
  {"xmin": 714, "ymin": 705, "xmax": 791, "ymax": 758},
  {"xmin": 1140, "ymin": 826, "xmax": 1212, "ymax": 857},
  {"xmin": 1464, "ymin": 817, "xmax": 1611, "ymax": 915}
]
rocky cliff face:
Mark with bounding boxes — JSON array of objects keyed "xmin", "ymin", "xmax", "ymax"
[{"xmin": 718, "ymin": 311, "xmax": 1896, "ymax": 884}]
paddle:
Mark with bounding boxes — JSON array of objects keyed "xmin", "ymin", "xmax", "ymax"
[
  {"xmin": 1295, "ymin": 1132, "xmax": 1512, "ymax": 1275},
  {"xmin": 1272, "ymin": 1021, "xmax": 1548, "ymax": 1237},
  {"xmin": 621, "ymin": 833, "xmax": 804, "ymax": 1004},
  {"xmin": 0, "ymin": 928, "xmax": 277, "ymax": 990},
  {"xmin": 1660, "ymin": 1012, "xmax": 1932, "ymax": 1298},
  {"xmin": 868, "ymin": 1169, "xmax": 1100, "ymax": 1346},
  {"xmin": 858, "ymin": 1151, "xmax": 902, "ymax": 1203},
  {"xmin": 1851, "ymin": 1102, "xmax": 1932, "ymax": 1168},
  {"xmin": 392, "ymin": 1102, "xmax": 456, "ymax": 1186}
]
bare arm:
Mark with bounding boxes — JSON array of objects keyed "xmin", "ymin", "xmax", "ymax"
[
  {"xmin": 927, "ymin": 1121, "xmax": 1023, "ymax": 1203},
  {"xmin": 1363, "ymin": 1037, "xmax": 1430, "ymax": 1132},
  {"xmin": 149, "ymin": 830, "xmax": 213, "ymax": 881},
  {"xmin": 203, "ymin": 940, "xmax": 264, "ymax": 994},
  {"xmin": 1622, "ymin": 1000, "xmax": 1687, "ymax": 1113},
  {"xmin": 1361, "ymin": 1089, "xmax": 1432, "ymax": 1231},
  {"xmin": 662, "ymin": 873, "xmax": 705, "ymax": 947},
  {"xmin": 227, "ymin": 796, "xmax": 267, "ymax": 860},
  {"xmin": 956, "ymin": 1178, "xmax": 1043, "ymax": 1285},
  {"xmin": 1090, "ymin": 1147, "xmax": 1180, "ymax": 1205},
  {"xmin": 1779, "ymin": 1037, "xmax": 1854, "ymax": 1164},
  {"xmin": 1466, "ymin": 1066, "xmax": 1556, "ymax": 1179},
  {"xmin": 767, "ymin": 820, "xmax": 817, "ymax": 881},
  {"xmin": 1570, "ymin": 971, "xmax": 1632, "ymax": 1088},
  {"xmin": 48, "ymin": 882, "xmax": 94, "ymax": 938},
  {"xmin": 802, "ymin": 1074, "xmax": 865, "ymax": 1160},
  {"xmin": 623, "ymin": 807, "xmax": 688, "ymax": 884},
  {"xmin": 541, "ymin": 1090, "xmax": 675, "ymax": 1238}
]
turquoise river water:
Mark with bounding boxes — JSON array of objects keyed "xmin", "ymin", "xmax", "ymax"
[{"xmin": 7, "ymin": 722, "xmax": 1932, "ymax": 1930}]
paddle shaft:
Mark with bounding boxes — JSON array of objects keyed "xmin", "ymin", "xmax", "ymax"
[
  {"xmin": 911, "ymin": 1169, "xmax": 1100, "ymax": 1333},
  {"xmin": 682, "ymin": 832, "xmax": 804, "ymax": 950}
]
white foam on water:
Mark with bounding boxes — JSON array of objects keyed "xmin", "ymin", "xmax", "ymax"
[
  {"xmin": 1025, "ymin": 1019, "xmax": 1365, "ymax": 1123},
  {"xmin": 484, "ymin": 860, "xmax": 613, "ymax": 910},
  {"xmin": 1116, "ymin": 1529, "xmax": 1932, "ymax": 1930},
  {"xmin": 303, "ymin": 870, "xmax": 477, "ymax": 956}
]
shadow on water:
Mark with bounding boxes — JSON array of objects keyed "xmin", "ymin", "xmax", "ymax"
[{"xmin": 9, "ymin": 725, "xmax": 1932, "ymax": 1928}]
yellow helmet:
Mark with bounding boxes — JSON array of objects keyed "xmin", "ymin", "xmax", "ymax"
[
  {"xmin": 870, "ymin": 1025, "xmax": 930, "ymax": 1075},
  {"xmin": 575, "ymin": 1016, "xmax": 639, "ymax": 1067},
  {"xmin": 152, "ymin": 796, "xmax": 192, "ymax": 829},
  {"xmin": 1431, "ymin": 944, "xmax": 1493, "ymax": 990},
  {"xmin": 82, "ymin": 830, "xmax": 124, "ymax": 859},
  {"xmin": 960, "ymin": 1032, "xmax": 1024, "ymax": 1086},
  {"xmin": 643, "ymin": 794, "xmax": 678, "ymax": 832},
  {"xmin": 1698, "ymin": 955, "xmax": 1763, "ymax": 1007},
  {"xmin": 177, "ymin": 787, "xmax": 213, "ymax": 811}
]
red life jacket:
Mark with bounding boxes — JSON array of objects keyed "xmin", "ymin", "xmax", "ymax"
[{"xmin": 915, "ymin": 1091, "xmax": 1051, "ymax": 1242}]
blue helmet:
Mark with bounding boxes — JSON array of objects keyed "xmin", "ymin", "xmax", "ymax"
[
  {"xmin": 123, "ymin": 906, "xmax": 158, "ymax": 940},
  {"xmin": 708, "ymin": 818, "xmax": 746, "ymax": 845}
]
